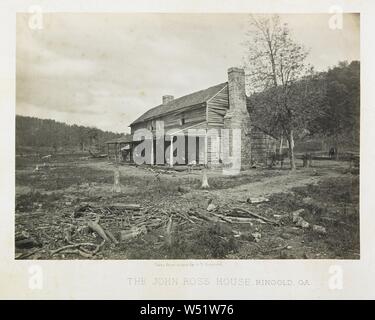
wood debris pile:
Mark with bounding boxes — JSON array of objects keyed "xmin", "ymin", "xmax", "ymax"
[
  {"xmin": 15, "ymin": 203, "xmax": 172, "ymax": 259},
  {"xmin": 15, "ymin": 193, "xmax": 328, "ymax": 259}
]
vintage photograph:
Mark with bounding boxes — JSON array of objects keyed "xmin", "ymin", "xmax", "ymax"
[{"xmin": 15, "ymin": 13, "xmax": 360, "ymax": 260}]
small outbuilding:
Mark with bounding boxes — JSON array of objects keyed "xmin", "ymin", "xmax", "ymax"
[{"xmin": 106, "ymin": 135, "xmax": 135, "ymax": 163}]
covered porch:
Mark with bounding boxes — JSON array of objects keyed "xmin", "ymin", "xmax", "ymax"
[{"xmin": 106, "ymin": 136, "xmax": 137, "ymax": 163}]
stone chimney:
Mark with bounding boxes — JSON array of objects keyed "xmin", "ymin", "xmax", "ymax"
[
  {"xmin": 228, "ymin": 67, "xmax": 247, "ymax": 114},
  {"xmin": 224, "ymin": 67, "xmax": 252, "ymax": 169},
  {"xmin": 162, "ymin": 95, "xmax": 174, "ymax": 105}
]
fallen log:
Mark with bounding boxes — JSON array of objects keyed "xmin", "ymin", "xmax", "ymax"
[
  {"xmin": 225, "ymin": 216, "xmax": 256, "ymax": 224},
  {"xmin": 209, "ymin": 212, "xmax": 233, "ymax": 224},
  {"xmin": 120, "ymin": 226, "xmax": 147, "ymax": 241},
  {"xmin": 165, "ymin": 216, "xmax": 173, "ymax": 246},
  {"xmin": 176, "ymin": 212, "xmax": 195, "ymax": 224},
  {"xmin": 87, "ymin": 220, "xmax": 111, "ymax": 242},
  {"xmin": 246, "ymin": 197, "xmax": 269, "ymax": 204},
  {"xmin": 105, "ymin": 229, "xmax": 119, "ymax": 244},
  {"xmin": 147, "ymin": 220, "xmax": 167, "ymax": 229},
  {"xmin": 190, "ymin": 211, "xmax": 219, "ymax": 223},
  {"xmin": 51, "ymin": 242, "xmax": 97, "ymax": 255},
  {"xmin": 78, "ymin": 246, "xmax": 95, "ymax": 255},
  {"xmin": 232, "ymin": 207, "xmax": 279, "ymax": 225},
  {"xmin": 189, "ymin": 215, "xmax": 205, "ymax": 222},
  {"xmin": 62, "ymin": 249, "xmax": 93, "ymax": 258}
]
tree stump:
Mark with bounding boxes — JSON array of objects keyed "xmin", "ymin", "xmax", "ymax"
[
  {"xmin": 113, "ymin": 167, "xmax": 122, "ymax": 193},
  {"xmin": 165, "ymin": 216, "xmax": 173, "ymax": 246},
  {"xmin": 201, "ymin": 167, "xmax": 210, "ymax": 189}
]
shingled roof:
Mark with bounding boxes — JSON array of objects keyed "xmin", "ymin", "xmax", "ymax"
[{"xmin": 130, "ymin": 82, "xmax": 228, "ymax": 126}]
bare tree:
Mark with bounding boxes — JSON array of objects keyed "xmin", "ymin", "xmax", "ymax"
[{"xmin": 243, "ymin": 14, "xmax": 311, "ymax": 170}]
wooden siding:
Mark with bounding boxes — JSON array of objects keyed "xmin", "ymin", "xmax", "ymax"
[
  {"xmin": 206, "ymin": 85, "xmax": 229, "ymax": 127},
  {"xmin": 251, "ymin": 127, "xmax": 278, "ymax": 164},
  {"xmin": 163, "ymin": 105, "xmax": 206, "ymax": 130},
  {"xmin": 131, "ymin": 104, "xmax": 207, "ymax": 134},
  {"xmin": 206, "ymin": 85, "xmax": 228, "ymax": 165},
  {"xmin": 131, "ymin": 83, "xmax": 227, "ymax": 125}
]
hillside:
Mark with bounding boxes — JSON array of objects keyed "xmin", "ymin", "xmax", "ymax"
[{"xmin": 16, "ymin": 115, "xmax": 123, "ymax": 154}]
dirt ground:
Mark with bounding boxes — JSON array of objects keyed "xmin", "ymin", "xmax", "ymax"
[{"xmin": 15, "ymin": 154, "xmax": 360, "ymax": 260}]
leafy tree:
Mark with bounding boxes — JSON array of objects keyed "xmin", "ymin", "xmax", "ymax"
[{"xmin": 243, "ymin": 14, "xmax": 313, "ymax": 170}]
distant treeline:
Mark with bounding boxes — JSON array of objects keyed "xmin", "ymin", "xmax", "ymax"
[{"xmin": 16, "ymin": 116, "xmax": 123, "ymax": 153}]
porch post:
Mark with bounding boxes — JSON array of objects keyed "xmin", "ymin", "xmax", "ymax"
[
  {"xmin": 204, "ymin": 131, "xmax": 208, "ymax": 165},
  {"xmin": 150, "ymin": 138, "xmax": 154, "ymax": 165},
  {"xmin": 170, "ymin": 136, "xmax": 173, "ymax": 167}
]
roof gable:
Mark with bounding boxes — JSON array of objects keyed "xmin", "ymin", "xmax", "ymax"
[{"xmin": 130, "ymin": 82, "xmax": 228, "ymax": 126}]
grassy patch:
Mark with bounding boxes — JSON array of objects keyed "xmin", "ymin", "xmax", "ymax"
[
  {"xmin": 16, "ymin": 166, "xmax": 113, "ymax": 191},
  {"xmin": 16, "ymin": 191, "xmax": 61, "ymax": 212},
  {"xmin": 268, "ymin": 175, "xmax": 360, "ymax": 258}
]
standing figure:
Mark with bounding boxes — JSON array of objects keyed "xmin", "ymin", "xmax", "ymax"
[{"xmin": 329, "ymin": 147, "xmax": 336, "ymax": 159}]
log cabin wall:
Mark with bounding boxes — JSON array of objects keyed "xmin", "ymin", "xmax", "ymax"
[
  {"xmin": 250, "ymin": 127, "xmax": 278, "ymax": 164},
  {"xmin": 130, "ymin": 104, "xmax": 207, "ymax": 134},
  {"xmin": 207, "ymin": 85, "xmax": 229, "ymax": 127},
  {"xmin": 206, "ymin": 84, "xmax": 229, "ymax": 165},
  {"xmin": 161, "ymin": 104, "xmax": 206, "ymax": 132},
  {"xmin": 130, "ymin": 104, "xmax": 208, "ymax": 165}
]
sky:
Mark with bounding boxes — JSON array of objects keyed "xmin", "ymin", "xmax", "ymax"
[{"xmin": 16, "ymin": 13, "xmax": 360, "ymax": 133}]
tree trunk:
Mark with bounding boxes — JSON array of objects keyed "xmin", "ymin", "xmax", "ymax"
[
  {"xmin": 332, "ymin": 131, "xmax": 339, "ymax": 160},
  {"xmin": 334, "ymin": 136, "xmax": 339, "ymax": 160},
  {"xmin": 287, "ymin": 130, "xmax": 296, "ymax": 171},
  {"xmin": 279, "ymin": 136, "xmax": 283, "ymax": 155}
]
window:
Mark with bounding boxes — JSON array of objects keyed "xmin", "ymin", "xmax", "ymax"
[{"xmin": 180, "ymin": 114, "xmax": 185, "ymax": 126}]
